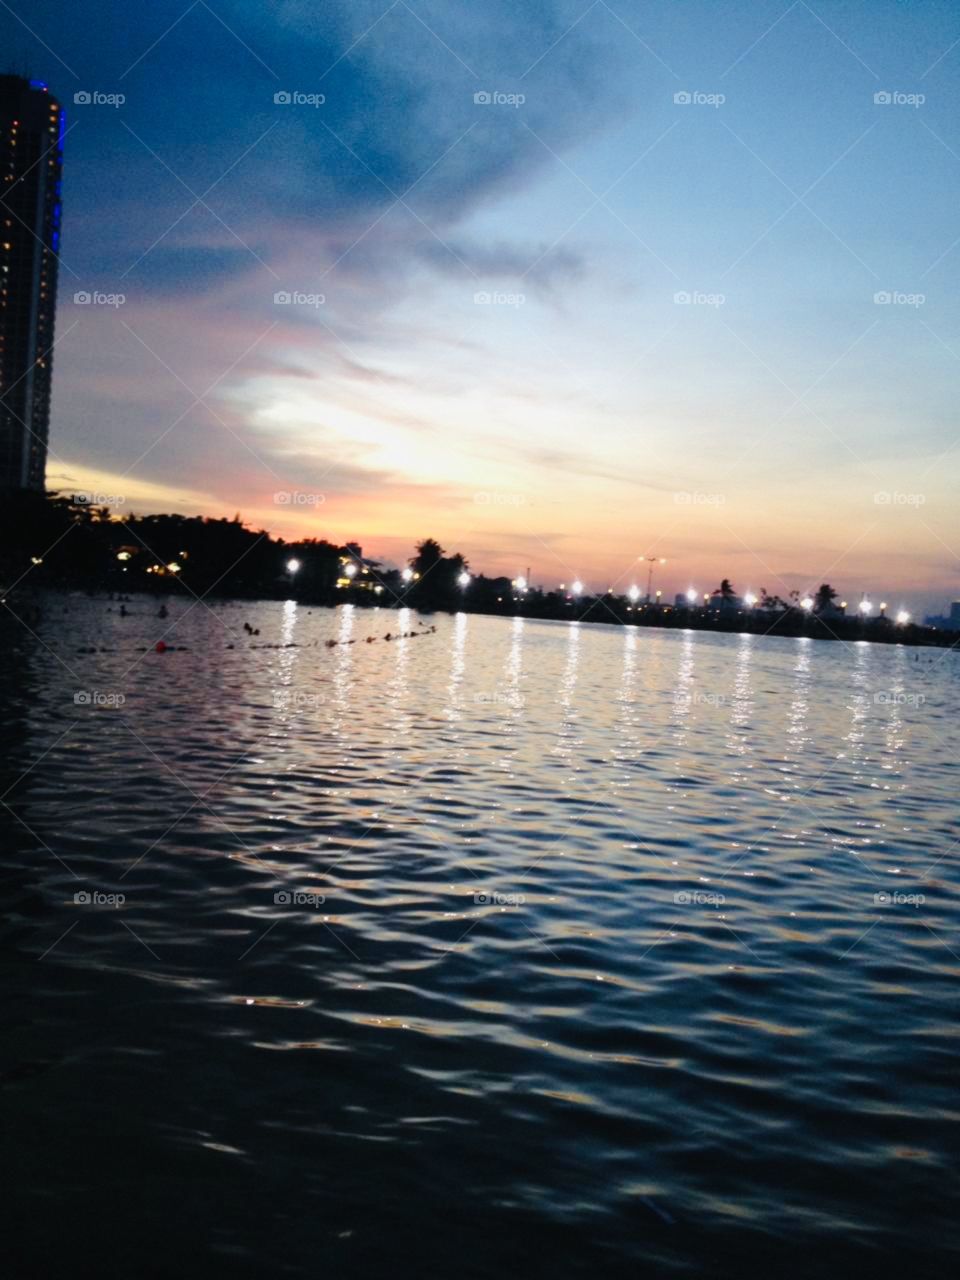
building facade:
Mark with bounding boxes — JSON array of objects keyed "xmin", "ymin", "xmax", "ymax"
[{"xmin": 0, "ymin": 76, "xmax": 63, "ymax": 491}]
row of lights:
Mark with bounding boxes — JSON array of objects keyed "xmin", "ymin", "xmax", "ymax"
[{"xmin": 286, "ymin": 557, "xmax": 912, "ymax": 624}]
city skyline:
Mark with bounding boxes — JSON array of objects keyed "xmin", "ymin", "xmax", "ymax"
[{"xmin": 2, "ymin": 1, "xmax": 959, "ymax": 613}]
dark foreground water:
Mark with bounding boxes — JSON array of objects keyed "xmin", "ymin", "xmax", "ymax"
[{"xmin": 2, "ymin": 596, "xmax": 958, "ymax": 1278}]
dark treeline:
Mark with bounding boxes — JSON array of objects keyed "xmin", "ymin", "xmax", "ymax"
[{"xmin": 1, "ymin": 493, "xmax": 955, "ymax": 647}]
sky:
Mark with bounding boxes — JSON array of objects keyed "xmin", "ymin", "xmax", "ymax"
[{"xmin": 4, "ymin": 0, "xmax": 960, "ymax": 614}]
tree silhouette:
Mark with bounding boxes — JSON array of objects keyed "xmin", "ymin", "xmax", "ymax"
[
  {"xmin": 814, "ymin": 582, "xmax": 838, "ymax": 612},
  {"xmin": 411, "ymin": 538, "xmax": 445, "ymax": 577}
]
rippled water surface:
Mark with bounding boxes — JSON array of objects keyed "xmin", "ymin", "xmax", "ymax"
[{"xmin": 3, "ymin": 596, "xmax": 959, "ymax": 1277}]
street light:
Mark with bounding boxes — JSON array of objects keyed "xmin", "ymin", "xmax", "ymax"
[
  {"xmin": 286, "ymin": 558, "xmax": 301, "ymax": 575},
  {"xmin": 859, "ymin": 598, "xmax": 872, "ymax": 616},
  {"xmin": 571, "ymin": 580, "xmax": 583, "ymax": 596},
  {"xmin": 642, "ymin": 556, "xmax": 667, "ymax": 602},
  {"xmin": 344, "ymin": 562, "xmax": 358, "ymax": 578},
  {"xmin": 686, "ymin": 588, "xmax": 698, "ymax": 605},
  {"xmin": 627, "ymin": 584, "xmax": 640, "ymax": 603},
  {"xmin": 800, "ymin": 596, "xmax": 814, "ymax": 612},
  {"xmin": 896, "ymin": 609, "xmax": 910, "ymax": 625},
  {"xmin": 457, "ymin": 571, "xmax": 471, "ymax": 588},
  {"xmin": 744, "ymin": 591, "xmax": 757, "ymax": 607},
  {"xmin": 401, "ymin": 567, "xmax": 414, "ymax": 583},
  {"xmin": 515, "ymin": 575, "xmax": 527, "ymax": 593}
]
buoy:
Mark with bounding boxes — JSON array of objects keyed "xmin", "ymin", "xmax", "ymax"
[{"xmin": 155, "ymin": 640, "xmax": 167, "ymax": 653}]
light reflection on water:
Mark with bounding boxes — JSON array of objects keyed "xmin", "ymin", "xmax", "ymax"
[{"xmin": 1, "ymin": 597, "xmax": 958, "ymax": 1279}]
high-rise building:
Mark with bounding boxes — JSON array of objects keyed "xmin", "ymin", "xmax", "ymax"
[{"xmin": 0, "ymin": 75, "xmax": 64, "ymax": 491}]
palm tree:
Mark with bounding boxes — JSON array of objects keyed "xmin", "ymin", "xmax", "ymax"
[{"xmin": 411, "ymin": 538, "xmax": 445, "ymax": 576}]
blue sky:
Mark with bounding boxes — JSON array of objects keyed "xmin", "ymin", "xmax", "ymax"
[{"xmin": 4, "ymin": 0, "xmax": 960, "ymax": 612}]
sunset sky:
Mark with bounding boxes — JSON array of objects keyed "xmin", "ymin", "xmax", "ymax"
[{"xmin": 6, "ymin": 0, "xmax": 960, "ymax": 612}]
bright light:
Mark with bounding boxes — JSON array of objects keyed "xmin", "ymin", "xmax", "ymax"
[
  {"xmin": 401, "ymin": 567, "xmax": 414, "ymax": 583},
  {"xmin": 896, "ymin": 609, "xmax": 910, "ymax": 624},
  {"xmin": 859, "ymin": 599, "xmax": 872, "ymax": 615},
  {"xmin": 801, "ymin": 596, "xmax": 814, "ymax": 612},
  {"xmin": 457, "ymin": 571, "xmax": 471, "ymax": 588},
  {"xmin": 571, "ymin": 580, "xmax": 583, "ymax": 596},
  {"xmin": 627, "ymin": 585, "xmax": 640, "ymax": 603},
  {"xmin": 344, "ymin": 562, "xmax": 358, "ymax": 578},
  {"xmin": 286, "ymin": 558, "xmax": 301, "ymax": 574},
  {"xmin": 116, "ymin": 551, "xmax": 131, "ymax": 562},
  {"xmin": 744, "ymin": 591, "xmax": 757, "ymax": 607},
  {"xmin": 167, "ymin": 562, "xmax": 182, "ymax": 574},
  {"xmin": 515, "ymin": 576, "xmax": 527, "ymax": 592},
  {"xmin": 686, "ymin": 588, "xmax": 698, "ymax": 604}
]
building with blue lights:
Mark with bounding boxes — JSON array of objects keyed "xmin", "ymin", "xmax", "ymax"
[{"xmin": 0, "ymin": 76, "xmax": 64, "ymax": 490}]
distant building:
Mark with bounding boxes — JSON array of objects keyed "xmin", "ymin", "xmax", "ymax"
[
  {"xmin": 924, "ymin": 601, "xmax": 960, "ymax": 629},
  {"xmin": 0, "ymin": 76, "xmax": 64, "ymax": 491}
]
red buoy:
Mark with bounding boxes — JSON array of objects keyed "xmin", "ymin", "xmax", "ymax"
[{"xmin": 155, "ymin": 640, "xmax": 167, "ymax": 653}]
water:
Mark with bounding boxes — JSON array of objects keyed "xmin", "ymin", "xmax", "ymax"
[{"xmin": 2, "ymin": 596, "xmax": 958, "ymax": 1278}]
